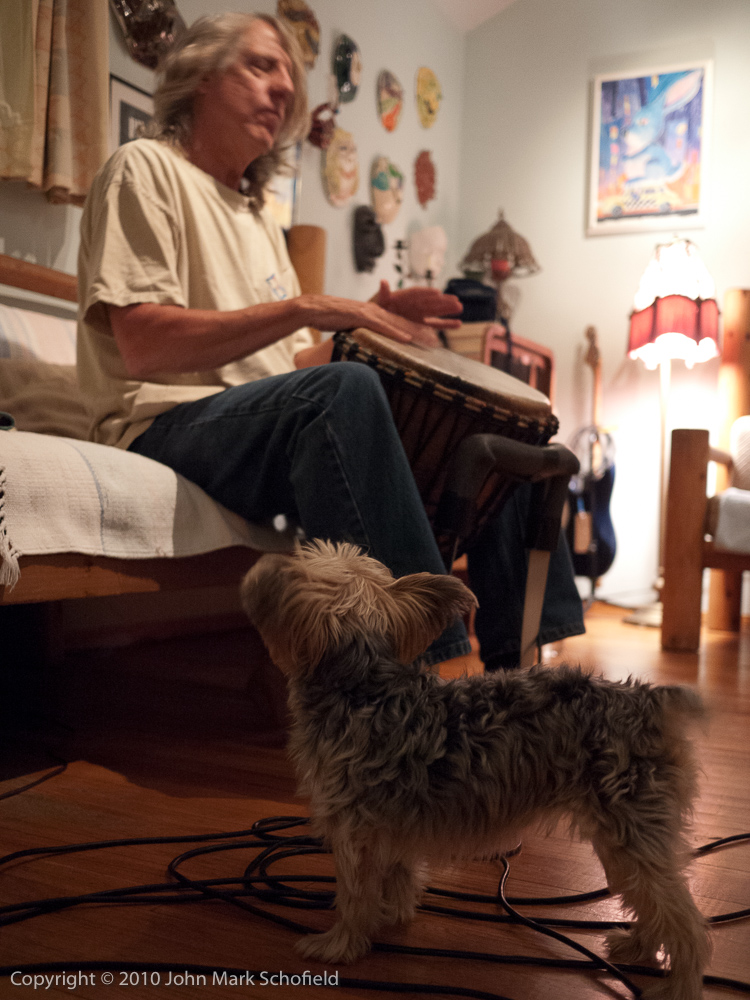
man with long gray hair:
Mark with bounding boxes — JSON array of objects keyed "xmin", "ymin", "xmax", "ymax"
[{"xmin": 77, "ymin": 12, "xmax": 583, "ymax": 672}]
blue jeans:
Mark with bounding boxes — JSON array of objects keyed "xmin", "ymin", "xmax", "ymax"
[{"xmin": 129, "ymin": 363, "xmax": 583, "ymax": 666}]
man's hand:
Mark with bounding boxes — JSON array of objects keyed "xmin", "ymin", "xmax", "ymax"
[
  {"xmin": 305, "ymin": 295, "xmax": 444, "ymax": 348},
  {"xmin": 374, "ymin": 280, "xmax": 463, "ymax": 334}
]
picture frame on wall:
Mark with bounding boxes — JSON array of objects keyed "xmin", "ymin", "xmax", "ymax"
[
  {"xmin": 109, "ymin": 76, "xmax": 153, "ymax": 153},
  {"xmin": 587, "ymin": 60, "xmax": 713, "ymax": 236}
]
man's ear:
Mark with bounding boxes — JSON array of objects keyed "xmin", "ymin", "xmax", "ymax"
[
  {"xmin": 385, "ymin": 573, "xmax": 477, "ymax": 664},
  {"xmin": 195, "ymin": 72, "xmax": 213, "ymax": 98}
]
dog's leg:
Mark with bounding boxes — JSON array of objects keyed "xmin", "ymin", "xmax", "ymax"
[
  {"xmin": 381, "ymin": 859, "xmax": 425, "ymax": 926},
  {"xmin": 593, "ymin": 831, "xmax": 709, "ymax": 1000},
  {"xmin": 296, "ymin": 839, "xmax": 386, "ymax": 964}
]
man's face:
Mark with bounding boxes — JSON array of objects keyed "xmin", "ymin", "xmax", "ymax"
[{"xmin": 197, "ymin": 20, "xmax": 295, "ymax": 163}]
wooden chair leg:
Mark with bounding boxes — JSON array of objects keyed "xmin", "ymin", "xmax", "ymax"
[
  {"xmin": 707, "ymin": 568, "xmax": 743, "ymax": 632},
  {"xmin": 661, "ymin": 429, "xmax": 709, "ymax": 653}
]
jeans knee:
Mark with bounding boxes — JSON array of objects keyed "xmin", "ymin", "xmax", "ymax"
[{"xmin": 306, "ymin": 361, "xmax": 390, "ymax": 412}]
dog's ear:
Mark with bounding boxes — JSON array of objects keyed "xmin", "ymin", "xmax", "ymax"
[
  {"xmin": 240, "ymin": 549, "xmax": 353, "ymax": 675},
  {"xmin": 385, "ymin": 572, "xmax": 477, "ymax": 664},
  {"xmin": 241, "ymin": 553, "xmax": 302, "ymax": 673}
]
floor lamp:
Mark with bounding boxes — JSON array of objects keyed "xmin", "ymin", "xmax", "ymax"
[{"xmin": 624, "ymin": 237, "xmax": 720, "ymax": 627}]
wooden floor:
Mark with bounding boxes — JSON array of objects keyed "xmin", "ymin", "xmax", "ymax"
[{"xmin": 1, "ymin": 603, "xmax": 749, "ymax": 999}]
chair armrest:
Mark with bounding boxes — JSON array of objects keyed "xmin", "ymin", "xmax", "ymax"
[{"xmin": 709, "ymin": 446, "xmax": 733, "ymax": 469}]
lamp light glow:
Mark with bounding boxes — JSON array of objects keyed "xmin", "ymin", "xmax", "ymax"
[{"xmin": 627, "ymin": 238, "xmax": 720, "ymax": 369}]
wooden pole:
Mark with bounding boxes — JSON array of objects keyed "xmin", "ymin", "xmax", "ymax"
[
  {"xmin": 662, "ymin": 428, "xmax": 710, "ymax": 652},
  {"xmin": 286, "ymin": 225, "xmax": 326, "ymax": 345}
]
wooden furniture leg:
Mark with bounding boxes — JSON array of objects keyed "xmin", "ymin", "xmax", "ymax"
[
  {"xmin": 661, "ymin": 428, "xmax": 709, "ymax": 652},
  {"xmin": 707, "ymin": 569, "xmax": 743, "ymax": 631}
]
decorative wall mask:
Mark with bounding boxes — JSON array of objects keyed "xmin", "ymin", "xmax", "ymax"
[
  {"xmin": 414, "ymin": 150, "xmax": 436, "ymax": 208},
  {"xmin": 333, "ymin": 34, "xmax": 362, "ymax": 104},
  {"xmin": 377, "ymin": 70, "xmax": 404, "ymax": 132},
  {"xmin": 323, "ymin": 127, "xmax": 359, "ymax": 207},
  {"xmin": 370, "ymin": 156, "xmax": 404, "ymax": 225},
  {"xmin": 409, "ymin": 225, "xmax": 448, "ymax": 283},
  {"xmin": 416, "ymin": 66, "xmax": 442, "ymax": 128},
  {"xmin": 277, "ymin": 0, "xmax": 320, "ymax": 69},
  {"xmin": 308, "ymin": 102, "xmax": 337, "ymax": 149},
  {"xmin": 353, "ymin": 206, "xmax": 385, "ymax": 272},
  {"xmin": 109, "ymin": 0, "xmax": 185, "ymax": 70}
]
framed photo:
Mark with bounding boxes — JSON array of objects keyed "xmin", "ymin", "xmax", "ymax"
[
  {"xmin": 265, "ymin": 142, "xmax": 302, "ymax": 230},
  {"xmin": 109, "ymin": 76, "xmax": 153, "ymax": 153},
  {"xmin": 587, "ymin": 60, "xmax": 712, "ymax": 236}
]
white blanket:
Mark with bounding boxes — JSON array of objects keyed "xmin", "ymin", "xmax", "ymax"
[
  {"xmin": 712, "ymin": 486, "xmax": 750, "ymax": 555},
  {"xmin": 0, "ymin": 431, "xmax": 296, "ymax": 588}
]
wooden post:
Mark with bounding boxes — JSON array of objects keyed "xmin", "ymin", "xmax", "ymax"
[
  {"xmin": 661, "ymin": 428, "xmax": 709, "ymax": 652},
  {"xmin": 707, "ymin": 289, "xmax": 750, "ymax": 631},
  {"xmin": 286, "ymin": 225, "xmax": 326, "ymax": 345}
]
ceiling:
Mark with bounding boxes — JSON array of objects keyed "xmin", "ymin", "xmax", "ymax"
[{"xmin": 428, "ymin": 0, "xmax": 518, "ymax": 34}]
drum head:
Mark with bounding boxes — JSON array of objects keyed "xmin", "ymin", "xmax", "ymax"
[{"xmin": 348, "ymin": 328, "xmax": 551, "ymax": 419}]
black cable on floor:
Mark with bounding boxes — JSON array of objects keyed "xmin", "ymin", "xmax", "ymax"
[{"xmin": 2, "ymin": 809, "xmax": 749, "ymax": 997}]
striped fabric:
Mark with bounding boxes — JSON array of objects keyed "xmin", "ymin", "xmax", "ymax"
[{"xmin": 0, "ymin": 303, "xmax": 77, "ymax": 365}]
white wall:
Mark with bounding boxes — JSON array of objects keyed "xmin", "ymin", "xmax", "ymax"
[
  {"xmin": 461, "ymin": 0, "xmax": 750, "ymax": 605},
  {"xmin": 131, "ymin": 0, "xmax": 466, "ymax": 298}
]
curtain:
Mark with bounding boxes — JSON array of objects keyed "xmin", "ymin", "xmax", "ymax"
[{"xmin": 0, "ymin": 0, "xmax": 109, "ymax": 206}]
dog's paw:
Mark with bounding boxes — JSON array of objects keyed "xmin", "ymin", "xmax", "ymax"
[
  {"xmin": 606, "ymin": 928, "xmax": 658, "ymax": 967},
  {"xmin": 296, "ymin": 925, "xmax": 369, "ymax": 964},
  {"xmin": 381, "ymin": 883, "xmax": 420, "ymax": 926}
]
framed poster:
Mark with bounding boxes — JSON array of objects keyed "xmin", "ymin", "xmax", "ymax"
[
  {"xmin": 109, "ymin": 76, "xmax": 153, "ymax": 152},
  {"xmin": 587, "ymin": 61, "xmax": 712, "ymax": 236}
]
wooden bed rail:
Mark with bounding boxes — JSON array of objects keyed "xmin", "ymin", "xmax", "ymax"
[{"xmin": 0, "ymin": 253, "xmax": 78, "ymax": 302}]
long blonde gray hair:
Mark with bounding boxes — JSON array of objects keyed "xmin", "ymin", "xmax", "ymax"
[{"xmin": 145, "ymin": 12, "xmax": 308, "ymax": 210}]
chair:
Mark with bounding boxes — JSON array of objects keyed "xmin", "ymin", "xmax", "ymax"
[
  {"xmin": 482, "ymin": 323, "xmax": 555, "ymax": 403},
  {"xmin": 443, "ymin": 321, "xmax": 555, "ymax": 404},
  {"xmin": 661, "ymin": 288, "xmax": 750, "ymax": 651},
  {"xmin": 661, "ymin": 425, "xmax": 750, "ymax": 651},
  {"xmin": 662, "ymin": 288, "xmax": 750, "ymax": 652}
]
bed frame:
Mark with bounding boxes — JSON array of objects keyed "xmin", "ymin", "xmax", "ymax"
[{"xmin": 0, "ymin": 226, "xmax": 327, "ymax": 608}]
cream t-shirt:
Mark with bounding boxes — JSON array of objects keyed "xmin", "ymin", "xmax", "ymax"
[{"xmin": 77, "ymin": 138, "xmax": 313, "ymax": 448}]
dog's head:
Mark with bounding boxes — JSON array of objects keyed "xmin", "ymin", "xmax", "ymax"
[{"xmin": 241, "ymin": 539, "xmax": 476, "ymax": 675}]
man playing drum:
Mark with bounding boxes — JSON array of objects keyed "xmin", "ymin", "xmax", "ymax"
[{"xmin": 77, "ymin": 12, "xmax": 583, "ymax": 671}]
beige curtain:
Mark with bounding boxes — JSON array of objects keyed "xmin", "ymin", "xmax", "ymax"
[{"xmin": 0, "ymin": 0, "xmax": 109, "ymax": 205}]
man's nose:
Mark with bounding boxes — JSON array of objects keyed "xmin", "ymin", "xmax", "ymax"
[{"xmin": 271, "ymin": 65, "xmax": 294, "ymax": 101}]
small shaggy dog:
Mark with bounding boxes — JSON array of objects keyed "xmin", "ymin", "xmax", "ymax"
[{"xmin": 241, "ymin": 540, "xmax": 709, "ymax": 999}]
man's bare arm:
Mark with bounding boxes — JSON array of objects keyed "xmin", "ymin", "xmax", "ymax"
[{"xmin": 108, "ymin": 294, "xmax": 443, "ymax": 379}]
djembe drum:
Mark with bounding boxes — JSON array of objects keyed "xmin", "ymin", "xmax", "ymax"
[{"xmin": 331, "ymin": 328, "xmax": 559, "ymax": 561}]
